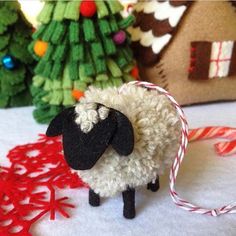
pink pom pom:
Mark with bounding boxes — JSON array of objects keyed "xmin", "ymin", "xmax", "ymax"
[{"xmin": 113, "ymin": 31, "xmax": 126, "ymax": 45}]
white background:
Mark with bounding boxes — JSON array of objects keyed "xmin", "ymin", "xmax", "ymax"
[{"xmin": 0, "ymin": 102, "xmax": 236, "ymax": 236}]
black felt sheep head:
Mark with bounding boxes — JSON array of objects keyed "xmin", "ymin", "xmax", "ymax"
[{"xmin": 46, "ymin": 103, "xmax": 134, "ymax": 171}]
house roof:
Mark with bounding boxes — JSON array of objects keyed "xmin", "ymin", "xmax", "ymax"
[{"xmin": 128, "ymin": 0, "xmax": 192, "ymax": 66}]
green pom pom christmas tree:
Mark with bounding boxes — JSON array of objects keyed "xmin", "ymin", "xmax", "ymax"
[
  {"xmin": 0, "ymin": 1, "xmax": 33, "ymax": 108},
  {"xmin": 29, "ymin": 0, "xmax": 137, "ymax": 124}
]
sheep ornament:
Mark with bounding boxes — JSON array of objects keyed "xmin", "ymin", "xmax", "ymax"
[{"xmin": 46, "ymin": 83, "xmax": 182, "ymax": 219}]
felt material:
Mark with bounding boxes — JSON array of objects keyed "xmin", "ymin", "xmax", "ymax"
[
  {"xmin": 47, "ymin": 103, "xmax": 134, "ymax": 170},
  {"xmin": 169, "ymin": 0, "xmax": 191, "ymax": 7},
  {"xmin": 0, "ymin": 1, "xmax": 33, "ymax": 108},
  {"xmin": 110, "ymin": 109, "xmax": 134, "ymax": 156},
  {"xmin": 30, "ymin": 0, "xmax": 136, "ymax": 124},
  {"xmin": 133, "ymin": 11, "xmax": 173, "ymax": 37},
  {"xmin": 128, "ymin": 0, "xmax": 192, "ymax": 66},
  {"xmin": 231, "ymin": 0, "xmax": 236, "ymax": 8},
  {"xmin": 189, "ymin": 42, "xmax": 211, "ymax": 80},
  {"xmin": 139, "ymin": 1, "xmax": 236, "ymax": 105},
  {"xmin": 0, "ymin": 133, "xmax": 86, "ymax": 235},
  {"xmin": 229, "ymin": 43, "xmax": 236, "ymax": 76},
  {"xmin": 122, "ymin": 188, "xmax": 136, "ymax": 219},
  {"xmin": 208, "ymin": 41, "xmax": 235, "ymax": 79},
  {"xmin": 89, "ymin": 189, "xmax": 100, "ymax": 207},
  {"xmin": 46, "ymin": 106, "xmax": 75, "ymax": 137},
  {"xmin": 1, "ymin": 103, "xmax": 236, "ymax": 235},
  {"xmin": 63, "ymin": 110, "xmax": 117, "ymax": 170},
  {"xmin": 147, "ymin": 177, "xmax": 160, "ymax": 192},
  {"xmin": 132, "ymin": 41, "xmax": 160, "ymax": 67}
]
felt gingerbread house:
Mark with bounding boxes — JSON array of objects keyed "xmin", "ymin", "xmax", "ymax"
[{"xmin": 129, "ymin": 0, "xmax": 236, "ymax": 105}]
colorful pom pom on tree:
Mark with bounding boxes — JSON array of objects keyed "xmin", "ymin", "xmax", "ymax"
[
  {"xmin": 1, "ymin": 55, "xmax": 16, "ymax": 70},
  {"xmin": 113, "ymin": 30, "xmax": 127, "ymax": 45},
  {"xmin": 80, "ymin": 0, "xmax": 97, "ymax": 17},
  {"xmin": 131, "ymin": 66, "xmax": 139, "ymax": 80},
  {"xmin": 34, "ymin": 40, "xmax": 48, "ymax": 57},
  {"xmin": 72, "ymin": 90, "xmax": 84, "ymax": 101},
  {"xmin": 0, "ymin": 1, "xmax": 34, "ymax": 108},
  {"xmin": 29, "ymin": 0, "xmax": 136, "ymax": 124}
]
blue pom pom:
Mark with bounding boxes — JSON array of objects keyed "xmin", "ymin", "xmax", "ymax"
[{"xmin": 1, "ymin": 55, "xmax": 15, "ymax": 70}]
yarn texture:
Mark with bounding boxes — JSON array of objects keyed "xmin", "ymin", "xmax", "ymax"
[
  {"xmin": 75, "ymin": 103, "xmax": 109, "ymax": 133},
  {"xmin": 76, "ymin": 84, "xmax": 181, "ymax": 197}
]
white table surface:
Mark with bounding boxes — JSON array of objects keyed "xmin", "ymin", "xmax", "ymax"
[{"xmin": 0, "ymin": 102, "xmax": 236, "ymax": 236}]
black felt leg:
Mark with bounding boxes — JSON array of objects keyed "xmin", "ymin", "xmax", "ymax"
[
  {"xmin": 122, "ymin": 187, "xmax": 135, "ymax": 219},
  {"xmin": 147, "ymin": 176, "xmax": 160, "ymax": 192},
  {"xmin": 89, "ymin": 189, "xmax": 100, "ymax": 207}
]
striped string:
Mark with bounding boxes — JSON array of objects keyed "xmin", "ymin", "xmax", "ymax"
[{"xmin": 126, "ymin": 81, "xmax": 236, "ymax": 217}]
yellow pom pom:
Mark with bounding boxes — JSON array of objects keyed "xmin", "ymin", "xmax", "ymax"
[{"xmin": 34, "ymin": 40, "xmax": 48, "ymax": 57}]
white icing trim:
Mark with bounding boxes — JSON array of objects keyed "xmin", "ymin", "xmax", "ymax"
[
  {"xmin": 119, "ymin": 0, "xmax": 137, "ymax": 17},
  {"xmin": 128, "ymin": 26, "xmax": 172, "ymax": 54},
  {"xmin": 134, "ymin": 0, "xmax": 187, "ymax": 27}
]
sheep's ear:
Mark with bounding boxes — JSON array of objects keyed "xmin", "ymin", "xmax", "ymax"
[
  {"xmin": 111, "ymin": 110, "xmax": 134, "ymax": 156},
  {"xmin": 62, "ymin": 113, "xmax": 117, "ymax": 170},
  {"xmin": 46, "ymin": 107, "xmax": 75, "ymax": 137}
]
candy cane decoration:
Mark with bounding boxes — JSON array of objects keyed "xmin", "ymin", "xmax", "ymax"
[
  {"xmin": 126, "ymin": 81, "xmax": 236, "ymax": 217},
  {"xmin": 215, "ymin": 140, "xmax": 236, "ymax": 156},
  {"xmin": 189, "ymin": 127, "xmax": 236, "ymax": 157},
  {"xmin": 189, "ymin": 127, "xmax": 236, "ymax": 142}
]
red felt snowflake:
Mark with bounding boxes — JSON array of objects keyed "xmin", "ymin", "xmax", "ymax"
[{"xmin": 0, "ymin": 135, "xmax": 87, "ymax": 235}]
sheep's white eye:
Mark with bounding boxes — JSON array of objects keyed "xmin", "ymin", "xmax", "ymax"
[
  {"xmin": 98, "ymin": 106, "xmax": 109, "ymax": 120},
  {"xmin": 80, "ymin": 121, "xmax": 93, "ymax": 133},
  {"xmin": 87, "ymin": 110, "xmax": 99, "ymax": 124}
]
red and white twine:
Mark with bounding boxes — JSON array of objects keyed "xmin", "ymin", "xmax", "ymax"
[{"xmin": 128, "ymin": 81, "xmax": 236, "ymax": 217}]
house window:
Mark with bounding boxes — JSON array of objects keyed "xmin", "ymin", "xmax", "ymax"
[{"xmin": 189, "ymin": 41, "xmax": 236, "ymax": 80}]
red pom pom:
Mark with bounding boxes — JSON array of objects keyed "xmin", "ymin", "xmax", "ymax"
[
  {"xmin": 80, "ymin": 0, "xmax": 97, "ymax": 17},
  {"xmin": 131, "ymin": 66, "xmax": 139, "ymax": 80}
]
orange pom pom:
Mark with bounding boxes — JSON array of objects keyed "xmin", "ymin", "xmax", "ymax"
[
  {"xmin": 72, "ymin": 90, "xmax": 84, "ymax": 100},
  {"xmin": 131, "ymin": 66, "xmax": 139, "ymax": 80},
  {"xmin": 34, "ymin": 40, "xmax": 48, "ymax": 57}
]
